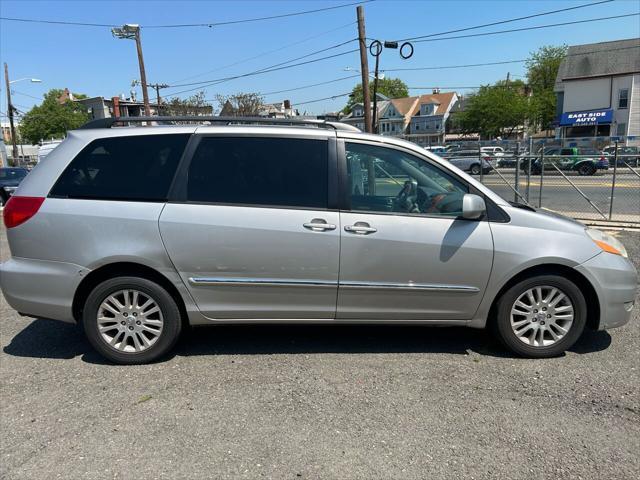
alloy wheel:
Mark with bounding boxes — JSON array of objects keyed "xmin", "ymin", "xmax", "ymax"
[
  {"xmin": 510, "ymin": 285, "xmax": 574, "ymax": 347},
  {"xmin": 97, "ymin": 289, "xmax": 164, "ymax": 353}
]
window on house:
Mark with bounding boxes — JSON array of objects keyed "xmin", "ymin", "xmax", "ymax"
[
  {"xmin": 618, "ymin": 89, "xmax": 629, "ymax": 109},
  {"xmin": 616, "ymin": 123, "xmax": 627, "ymax": 136}
]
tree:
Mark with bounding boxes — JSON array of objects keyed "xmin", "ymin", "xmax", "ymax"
[
  {"xmin": 343, "ymin": 77, "xmax": 409, "ymax": 114},
  {"xmin": 216, "ymin": 92, "xmax": 264, "ymax": 117},
  {"xmin": 526, "ymin": 45, "xmax": 568, "ymax": 131},
  {"xmin": 19, "ymin": 89, "xmax": 90, "ymax": 144},
  {"xmin": 454, "ymin": 80, "xmax": 529, "ymax": 139},
  {"xmin": 163, "ymin": 91, "xmax": 213, "ymax": 116}
]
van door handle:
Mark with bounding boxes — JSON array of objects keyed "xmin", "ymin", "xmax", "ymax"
[
  {"xmin": 303, "ymin": 219, "xmax": 336, "ymax": 231},
  {"xmin": 344, "ymin": 222, "xmax": 377, "ymax": 235}
]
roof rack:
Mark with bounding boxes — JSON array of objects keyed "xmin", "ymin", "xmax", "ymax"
[{"xmin": 78, "ymin": 116, "xmax": 360, "ymax": 132}]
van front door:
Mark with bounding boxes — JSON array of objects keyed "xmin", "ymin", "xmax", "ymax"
[{"xmin": 337, "ymin": 141, "xmax": 494, "ymax": 320}]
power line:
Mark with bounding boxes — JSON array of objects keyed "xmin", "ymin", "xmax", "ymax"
[
  {"xmin": 395, "ymin": 0, "xmax": 613, "ymax": 42},
  {"xmin": 0, "ymin": 1, "xmax": 374, "ymax": 29},
  {"xmin": 166, "ymin": 39, "xmax": 359, "ymax": 90},
  {"xmin": 164, "ymin": 48, "xmax": 360, "ymax": 97},
  {"xmin": 0, "ymin": 17, "xmax": 118, "ymax": 27},
  {"xmin": 410, "ymin": 13, "xmax": 640, "ymax": 44},
  {"xmin": 170, "ymin": 21, "xmax": 356, "ymax": 83},
  {"xmin": 259, "ymin": 75, "xmax": 361, "ymax": 98},
  {"xmin": 145, "ymin": 1, "xmax": 374, "ymax": 28},
  {"xmin": 11, "ymin": 90, "xmax": 44, "ymax": 101},
  {"xmin": 294, "ymin": 92, "xmax": 352, "ymax": 106},
  {"xmin": 167, "ymin": 12, "xmax": 636, "ymax": 99},
  {"xmin": 382, "ymin": 44, "xmax": 639, "ymax": 72}
]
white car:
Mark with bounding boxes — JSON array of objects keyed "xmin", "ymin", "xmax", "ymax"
[
  {"xmin": 480, "ymin": 146, "xmax": 505, "ymax": 158},
  {"xmin": 37, "ymin": 140, "xmax": 63, "ymax": 163}
]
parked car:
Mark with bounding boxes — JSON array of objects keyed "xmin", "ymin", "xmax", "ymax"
[
  {"xmin": 0, "ymin": 117, "xmax": 636, "ymax": 364},
  {"xmin": 425, "ymin": 145, "xmax": 448, "ymax": 154},
  {"xmin": 0, "ymin": 167, "xmax": 29, "ymax": 205},
  {"xmin": 521, "ymin": 147, "xmax": 609, "ymax": 176},
  {"xmin": 444, "ymin": 149, "xmax": 493, "ymax": 175},
  {"xmin": 480, "ymin": 146, "xmax": 505, "ymax": 158},
  {"xmin": 602, "ymin": 145, "xmax": 640, "ymax": 167},
  {"xmin": 38, "ymin": 140, "xmax": 63, "ymax": 163}
]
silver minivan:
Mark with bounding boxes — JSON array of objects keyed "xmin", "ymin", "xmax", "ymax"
[{"xmin": 0, "ymin": 117, "xmax": 636, "ymax": 364}]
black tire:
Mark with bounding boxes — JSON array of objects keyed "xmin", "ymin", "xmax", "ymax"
[
  {"xmin": 492, "ymin": 274, "xmax": 587, "ymax": 358},
  {"xmin": 82, "ymin": 276, "xmax": 182, "ymax": 364},
  {"xmin": 577, "ymin": 163, "xmax": 595, "ymax": 176},
  {"xmin": 469, "ymin": 164, "xmax": 481, "ymax": 175}
]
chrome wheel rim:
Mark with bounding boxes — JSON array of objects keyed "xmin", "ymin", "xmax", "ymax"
[
  {"xmin": 97, "ymin": 289, "xmax": 164, "ymax": 353},
  {"xmin": 510, "ymin": 286, "xmax": 574, "ymax": 347}
]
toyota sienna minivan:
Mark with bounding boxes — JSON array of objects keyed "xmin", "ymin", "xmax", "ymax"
[{"xmin": 0, "ymin": 117, "xmax": 636, "ymax": 364}]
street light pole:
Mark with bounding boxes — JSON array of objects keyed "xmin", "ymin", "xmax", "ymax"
[
  {"xmin": 112, "ymin": 24, "xmax": 151, "ymax": 116},
  {"xmin": 3, "ymin": 63, "xmax": 19, "ymax": 163}
]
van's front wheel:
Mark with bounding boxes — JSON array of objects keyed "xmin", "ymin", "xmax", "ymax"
[
  {"xmin": 493, "ymin": 275, "xmax": 587, "ymax": 358},
  {"xmin": 82, "ymin": 277, "xmax": 182, "ymax": 364}
]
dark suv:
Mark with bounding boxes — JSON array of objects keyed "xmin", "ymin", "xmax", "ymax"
[
  {"xmin": 522, "ymin": 147, "xmax": 608, "ymax": 176},
  {"xmin": 0, "ymin": 167, "xmax": 29, "ymax": 205}
]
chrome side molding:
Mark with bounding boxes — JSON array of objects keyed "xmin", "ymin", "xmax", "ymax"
[
  {"xmin": 189, "ymin": 277, "xmax": 478, "ymax": 293},
  {"xmin": 340, "ymin": 281, "xmax": 480, "ymax": 293},
  {"xmin": 189, "ymin": 277, "xmax": 337, "ymax": 288}
]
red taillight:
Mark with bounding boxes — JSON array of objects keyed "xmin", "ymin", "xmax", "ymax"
[{"xmin": 3, "ymin": 196, "xmax": 45, "ymax": 228}]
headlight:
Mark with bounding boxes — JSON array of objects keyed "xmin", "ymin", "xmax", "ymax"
[{"xmin": 586, "ymin": 228, "xmax": 628, "ymax": 258}]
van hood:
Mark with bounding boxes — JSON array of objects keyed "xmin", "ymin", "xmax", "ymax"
[{"xmin": 503, "ymin": 203, "xmax": 587, "ymax": 233}]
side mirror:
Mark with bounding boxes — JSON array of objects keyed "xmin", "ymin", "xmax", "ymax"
[{"xmin": 462, "ymin": 194, "xmax": 486, "ymax": 220}]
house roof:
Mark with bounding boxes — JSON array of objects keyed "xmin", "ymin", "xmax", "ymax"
[
  {"xmin": 555, "ymin": 38, "xmax": 640, "ymax": 87},
  {"xmin": 408, "ymin": 92, "xmax": 456, "ymax": 116}
]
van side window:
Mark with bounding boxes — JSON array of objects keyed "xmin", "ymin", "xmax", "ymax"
[
  {"xmin": 50, "ymin": 134, "xmax": 189, "ymax": 201},
  {"xmin": 346, "ymin": 142, "xmax": 468, "ymax": 216},
  {"xmin": 187, "ymin": 136, "xmax": 328, "ymax": 209}
]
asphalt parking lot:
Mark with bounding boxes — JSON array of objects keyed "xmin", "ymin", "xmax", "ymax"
[{"xmin": 1, "ymin": 224, "xmax": 639, "ymax": 480}]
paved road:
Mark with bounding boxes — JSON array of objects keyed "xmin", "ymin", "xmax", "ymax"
[
  {"xmin": 479, "ymin": 170, "xmax": 640, "ymax": 222},
  {"xmin": 1, "ymin": 225, "xmax": 639, "ymax": 480}
]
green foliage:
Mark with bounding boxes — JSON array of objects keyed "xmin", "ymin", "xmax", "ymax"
[
  {"xmin": 343, "ymin": 77, "xmax": 409, "ymax": 113},
  {"xmin": 164, "ymin": 91, "xmax": 213, "ymax": 116},
  {"xmin": 19, "ymin": 89, "xmax": 90, "ymax": 144},
  {"xmin": 454, "ymin": 80, "xmax": 529, "ymax": 139},
  {"xmin": 216, "ymin": 92, "xmax": 264, "ymax": 116},
  {"xmin": 526, "ymin": 45, "xmax": 568, "ymax": 130}
]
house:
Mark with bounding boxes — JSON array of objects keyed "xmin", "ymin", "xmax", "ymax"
[
  {"xmin": 77, "ymin": 95, "xmax": 160, "ymax": 119},
  {"xmin": 554, "ymin": 38, "xmax": 640, "ymax": 144},
  {"xmin": 258, "ymin": 100, "xmax": 298, "ymax": 118},
  {"xmin": 406, "ymin": 91, "xmax": 458, "ymax": 146},
  {"xmin": 342, "ymin": 91, "xmax": 459, "ymax": 146}
]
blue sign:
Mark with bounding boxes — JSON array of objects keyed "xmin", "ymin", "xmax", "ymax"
[{"xmin": 560, "ymin": 109, "xmax": 613, "ymax": 126}]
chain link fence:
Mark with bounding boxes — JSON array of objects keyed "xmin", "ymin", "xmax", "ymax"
[{"xmin": 430, "ymin": 136, "xmax": 640, "ymax": 224}]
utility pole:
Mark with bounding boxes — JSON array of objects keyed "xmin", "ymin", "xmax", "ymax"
[
  {"xmin": 356, "ymin": 5, "xmax": 372, "ymax": 133},
  {"xmin": 148, "ymin": 83, "xmax": 169, "ymax": 114},
  {"xmin": 4, "ymin": 63, "xmax": 19, "ymax": 163},
  {"xmin": 134, "ymin": 28, "xmax": 151, "ymax": 116},
  {"xmin": 112, "ymin": 24, "xmax": 151, "ymax": 116}
]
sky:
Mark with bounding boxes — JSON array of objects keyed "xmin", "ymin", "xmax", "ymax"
[{"xmin": 1, "ymin": 0, "xmax": 639, "ymax": 117}]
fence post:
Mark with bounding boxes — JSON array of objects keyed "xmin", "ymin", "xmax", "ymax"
[
  {"xmin": 526, "ymin": 138, "xmax": 533, "ymax": 202},
  {"xmin": 608, "ymin": 139, "xmax": 619, "ymax": 221},
  {"xmin": 514, "ymin": 142, "xmax": 520, "ymax": 203},
  {"xmin": 538, "ymin": 147, "xmax": 545, "ymax": 208},
  {"xmin": 478, "ymin": 141, "xmax": 483, "ymax": 183}
]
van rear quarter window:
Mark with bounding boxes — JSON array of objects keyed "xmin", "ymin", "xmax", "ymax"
[
  {"xmin": 187, "ymin": 136, "xmax": 328, "ymax": 209},
  {"xmin": 49, "ymin": 134, "xmax": 190, "ymax": 201}
]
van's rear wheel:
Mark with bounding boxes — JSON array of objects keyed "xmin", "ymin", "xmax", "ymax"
[
  {"xmin": 82, "ymin": 277, "xmax": 182, "ymax": 364},
  {"xmin": 493, "ymin": 275, "xmax": 586, "ymax": 358},
  {"xmin": 470, "ymin": 164, "xmax": 481, "ymax": 175}
]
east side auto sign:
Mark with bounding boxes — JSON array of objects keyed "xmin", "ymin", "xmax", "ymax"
[{"xmin": 559, "ymin": 109, "xmax": 613, "ymax": 126}]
